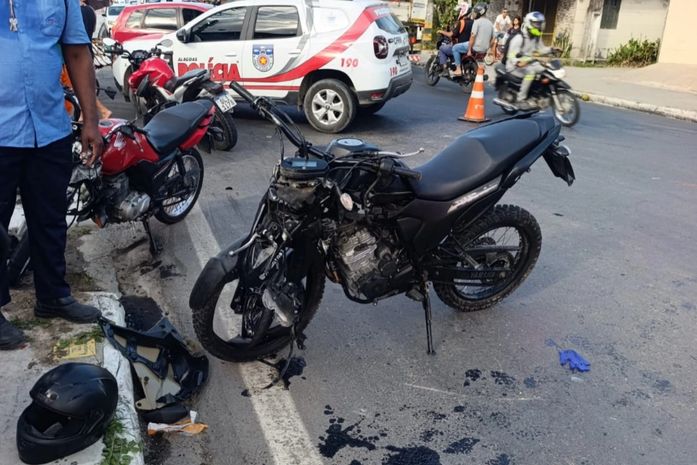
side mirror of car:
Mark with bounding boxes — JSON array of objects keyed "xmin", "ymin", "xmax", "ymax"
[
  {"xmin": 176, "ymin": 29, "xmax": 190, "ymax": 43},
  {"xmin": 158, "ymin": 38, "xmax": 173, "ymax": 48}
]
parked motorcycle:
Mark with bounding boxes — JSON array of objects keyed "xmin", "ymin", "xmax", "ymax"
[
  {"xmin": 103, "ymin": 38, "xmax": 237, "ymax": 151},
  {"xmin": 189, "ymin": 81, "xmax": 575, "ymax": 363},
  {"xmin": 68, "ymin": 100, "xmax": 213, "ymax": 253},
  {"xmin": 493, "ymin": 58, "xmax": 580, "ymax": 127},
  {"xmin": 425, "ymin": 35, "xmax": 487, "ymax": 91}
]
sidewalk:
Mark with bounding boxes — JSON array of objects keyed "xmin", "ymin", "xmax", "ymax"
[
  {"xmin": 0, "ymin": 290, "xmax": 142, "ymax": 465},
  {"xmin": 565, "ymin": 63, "xmax": 697, "ymax": 122}
]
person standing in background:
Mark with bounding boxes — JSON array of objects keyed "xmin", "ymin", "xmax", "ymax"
[
  {"xmin": 80, "ymin": 0, "xmax": 112, "ymax": 118},
  {"xmin": 0, "ymin": 0, "xmax": 104, "ymax": 350}
]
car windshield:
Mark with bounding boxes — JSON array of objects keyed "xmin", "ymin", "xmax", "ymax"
[{"xmin": 108, "ymin": 6, "xmax": 125, "ymax": 16}]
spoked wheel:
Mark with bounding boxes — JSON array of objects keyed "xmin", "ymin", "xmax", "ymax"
[
  {"xmin": 192, "ymin": 238, "xmax": 325, "ymax": 362},
  {"xmin": 553, "ymin": 89, "xmax": 580, "ymax": 127},
  {"xmin": 461, "ymin": 61, "xmax": 478, "ymax": 90},
  {"xmin": 425, "ymin": 56, "xmax": 441, "ymax": 86},
  {"xmin": 155, "ymin": 150, "xmax": 204, "ymax": 224},
  {"xmin": 434, "ymin": 205, "xmax": 542, "ymax": 312}
]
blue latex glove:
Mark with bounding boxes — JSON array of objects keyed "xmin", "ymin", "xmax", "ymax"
[{"xmin": 559, "ymin": 349, "xmax": 590, "ymax": 372}]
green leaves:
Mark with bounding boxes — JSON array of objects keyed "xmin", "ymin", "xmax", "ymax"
[
  {"xmin": 607, "ymin": 38, "xmax": 660, "ymax": 67},
  {"xmin": 553, "ymin": 31, "xmax": 573, "ymax": 59},
  {"xmin": 100, "ymin": 419, "xmax": 142, "ymax": 465}
]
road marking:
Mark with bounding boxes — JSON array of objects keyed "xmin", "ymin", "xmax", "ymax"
[{"xmin": 185, "ymin": 203, "xmax": 324, "ymax": 465}]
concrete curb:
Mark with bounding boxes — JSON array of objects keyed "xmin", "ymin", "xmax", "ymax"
[
  {"xmin": 572, "ymin": 90, "xmax": 697, "ymax": 123},
  {"xmin": 46, "ymin": 293, "xmax": 144, "ymax": 465}
]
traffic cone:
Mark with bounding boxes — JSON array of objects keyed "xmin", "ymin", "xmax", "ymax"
[{"xmin": 458, "ymin": 65, "xmax": 489, "ymax": 123}]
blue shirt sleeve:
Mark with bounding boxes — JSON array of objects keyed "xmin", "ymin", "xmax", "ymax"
[{"xmin": 61, "ymin": 0, "xmax": 90, "ymax": 45}]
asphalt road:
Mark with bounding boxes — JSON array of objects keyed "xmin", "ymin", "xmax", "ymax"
[{"xmin": 100, "ymin": 67, "xmax": 697, "ymax": 465}]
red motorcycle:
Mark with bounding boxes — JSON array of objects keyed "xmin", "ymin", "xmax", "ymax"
[
  {"xmin": 104, "ymin": 38, "xmax": 237, "ymax": 152},
  {"xmin": 68, "ymin": 100, "xmax": 214, "ymax": 253}
]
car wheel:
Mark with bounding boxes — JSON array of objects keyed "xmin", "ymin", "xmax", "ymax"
[{"xmin": 303, "ymin": 79, "xmax": 356, "ymax": 133}]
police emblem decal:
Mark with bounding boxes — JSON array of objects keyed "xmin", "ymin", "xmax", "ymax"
[{"xmin": 252, "ymin": 44, "xmax": 274, "ymax": 72}]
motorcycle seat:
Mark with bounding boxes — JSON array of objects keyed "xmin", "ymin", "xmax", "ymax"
[
  {"xmin": 144, "ymin": 100, "xmax": 214, "ymax": 154},
  {"xmin": 164, "ymin": 69, "xmax": 208, "ymax": 92},
  {"xmin": 412, "ymin": 114, "xmax": 556, "ymax": 201}
]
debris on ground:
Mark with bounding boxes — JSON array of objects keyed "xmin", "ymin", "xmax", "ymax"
[
  {"xmin": 559, "ymin": 349, "xmax": 591, "ymax": 373},
  {"xmin": 147, "ymin": 410, "xmax": 207, "ymax": 437}
]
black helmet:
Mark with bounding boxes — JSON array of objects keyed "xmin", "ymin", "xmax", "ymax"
[
  {"xmin": 472, "ymin": 3, "xmax": 488, "ymax": 17},
  {"xmin": 17, "ymin": 363, "xmax": 118, "ymax": 464}
]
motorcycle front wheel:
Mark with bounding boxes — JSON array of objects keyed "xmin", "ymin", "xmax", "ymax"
[
  {"xmin": 155, "ymin": 150, "xmax": 204, "ymax": 224},
  {"xmin": 425, "ymin": 56, "xmax": 441, "ymax": 86},
  {"xmin": 434, "ymin": 205, "xmax": 542, "ymax": 312},
  {"xmin": 553, "ymin": 89, "xmax": 580, "ymax": 127},
  {"xmin": 192, "ymin": 240, "xmax": 325, "ymax": 362}
]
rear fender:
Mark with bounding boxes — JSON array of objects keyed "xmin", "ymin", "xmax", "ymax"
[
  {"xmin": 189, "ymin": 238, "xmax": 245, "ymax": 310},
  {"xmin": 501, "ymin": 124, "xmax": 561, "ymax": 188}
]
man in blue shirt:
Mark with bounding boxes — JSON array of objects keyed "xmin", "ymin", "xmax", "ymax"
[{"xmin": 0, "ymin": 0, "xmax": 104, "ymax": 349}]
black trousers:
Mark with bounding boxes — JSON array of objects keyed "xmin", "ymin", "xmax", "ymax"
[{"xmin": 0, "ymin": 136, "xmax": 73, "ymax": 307}]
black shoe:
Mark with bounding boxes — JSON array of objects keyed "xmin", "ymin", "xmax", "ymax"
[
  {"xmin": 34, "ymin": 296, "xmax": 101, "ymax": 323},
  {"xmin": 0, "ymin": 316, "xmax": 27, "ymax": 350}
]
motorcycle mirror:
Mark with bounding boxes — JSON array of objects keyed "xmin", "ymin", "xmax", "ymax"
[
  {"xmin": 102, "ymin": 38, "xmax": 116, "ymax": 48},
  {"xmin": 158, "ymin": 39, "xmax": 173, "ymax": 48}
]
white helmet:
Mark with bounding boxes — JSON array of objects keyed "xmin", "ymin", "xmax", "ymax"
[{"xmin": 523, "ymin": 11, "xmax": 545, "ymax": 38}]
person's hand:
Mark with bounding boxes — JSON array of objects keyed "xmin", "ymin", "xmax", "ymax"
[
  {"xmin": 467, "ymin": 50, "xmax": 472, "ymax": 57},
  {"xmin": 80, "ymin": 122, "xmax": 104, "ymax": 167}
]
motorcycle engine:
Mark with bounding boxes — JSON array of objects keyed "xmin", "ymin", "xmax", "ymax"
[
  {"xmin": 103, "ymin": 174, "xmax": 151, "ymax": 222},
  {"xmin": 334, "ymin": 225, "xmax": 408, "ymax": 301}
]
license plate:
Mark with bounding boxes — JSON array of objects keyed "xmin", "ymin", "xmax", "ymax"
[{"xmin": 215, "ymin": 93, "xmax": 236, "ymax": 113}]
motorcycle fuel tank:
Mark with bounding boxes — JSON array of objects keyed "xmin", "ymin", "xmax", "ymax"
[{"xmin": 98, "ymin": 119, "xmax": 159, "ymax": 176}]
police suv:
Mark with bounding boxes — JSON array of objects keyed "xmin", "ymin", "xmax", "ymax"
[{"xmin": 112, "ymin": 0, "xmax": 413, "ymax": 133}]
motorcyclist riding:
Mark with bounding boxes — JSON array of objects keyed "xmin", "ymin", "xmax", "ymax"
[
  {"xmin": 506, "ymin": 11, "xmax": 552, "ymax": 110},
  {"xmin": 437, "ymin": 3, "xmax": 472, "ymax": 76}
]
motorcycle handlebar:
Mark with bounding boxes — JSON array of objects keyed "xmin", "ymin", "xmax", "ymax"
[
  {"xmin": 392, "ymin": 165, "xmax": 422, "ymax": 181},
  {"xmin": 228, "ymin": 80, "xmax": 328, "ymax": 159}
]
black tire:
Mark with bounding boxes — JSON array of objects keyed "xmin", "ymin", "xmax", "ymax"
[
  {"xmin": 7, "ymin": 233, "xmax": 30, "ymax": 287},
  {"xmin": 303, "ymin": 79, "xmax": 357, "ymax": 133},
  {"xmin": 192, "ymin": 249, "xmax": 326, "ymax": 362},
  {"xmin": 425, "ymin": 56, "xmax": 441, "ymax": 86},
  {"xmin": 434, "ymin": 205, "xmax": 542, "ymax": 312},
  {"xmin": 155, "ymin": 150, "xmax": 204, "ymax": 224},
  {"xmin": 553, "ymin": 89, "xmax": 580, "ymax": 127},
  {"xmin": 210, "ymin": 109, "xmax": 238, "ymax": 151},
  {"xmin": 460, "ymin": 61, "xmax": 478, "ymax": 90},
  {"xmin": 357, "ymin": 102, "xmax": 385, "ymax": 116}
]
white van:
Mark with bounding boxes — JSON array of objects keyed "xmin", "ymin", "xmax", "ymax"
[{"xmin": 112, "ymin": 0, "xmax": 413, "ymax": 132}]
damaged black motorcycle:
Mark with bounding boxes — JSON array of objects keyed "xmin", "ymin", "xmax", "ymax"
[{"xmin": 190, "ymin": 82, "xmax": 575, "ymax": 362}]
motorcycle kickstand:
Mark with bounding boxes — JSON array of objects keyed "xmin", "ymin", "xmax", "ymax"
[
  {"xmin": 421, "ymin": 281, "xmax": 436, "ymax": 356},
  {"xmin": 142, "ymin": 219, "xmax": 162, "ymax": 256}
]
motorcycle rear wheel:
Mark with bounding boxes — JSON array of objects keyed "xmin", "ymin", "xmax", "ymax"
[
  {"xmin": 425, "ymin": 56, "xmax": 441, "ymax": 86},
  {"xmin": 210, "ymin": 108, "xmax": 238, "ymax": 151},
  {"xmin": 192, "ymin": 245, "xmax": 325, "ymax": 362},
  {"xmin": 434, "ymin": 205, "xmax": 541, "ymax": 312},
  {"xmin": 155, "ymin": 150, "xmax": 204, "ymax": 224}
]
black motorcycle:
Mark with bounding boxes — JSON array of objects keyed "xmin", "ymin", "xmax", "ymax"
[
  {"xmin": 190, "ymin": 81, "xmax": 575, "ymax": 362},
  {"xmin": 493, "ymin": 58, "xmax": 580, "ymax": 127},
  {"xmin": 425, "ymin": 35, "xmax": 486, "ymax": 91}
]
